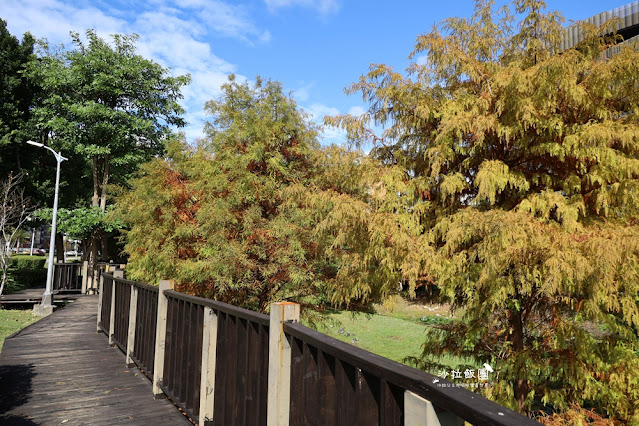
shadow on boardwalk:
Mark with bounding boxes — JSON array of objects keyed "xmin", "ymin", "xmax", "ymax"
[{"xmin": 0, "ymin": 296, "xmax": 191, "ymax": 425}]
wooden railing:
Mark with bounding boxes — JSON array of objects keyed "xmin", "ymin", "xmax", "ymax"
[
  {"xmin": 52, "ymin": 261, "xmax": 123, "ymax": 295},
  {"xmin": 112, "ymin": 277, "xmax": 133, "ymax": 351},
  {"xmin": 130, "ymin": 282, "xmax": 158, "ymax": 378},
  {"xmin": 52, "ymin": 262, "xmax": 88, "ymax": 293},
  {"xmin": 97, "ymin": 273, "xmax": 113, "ymax": 335},
  {"xmin": 160, "ymin": 291, "xmax": 271, "ymax": 425},
  {"xmin": 161, "ymin": 291, "xmax": 205, "ymax": 420},
  {"xmin": 97, "ymin": 273, "xmax": 539, "ymax": 426}
]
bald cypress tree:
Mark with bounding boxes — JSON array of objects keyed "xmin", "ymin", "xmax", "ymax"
[
  {"xmin": 116, "ymin": 77, "xmax": 347, "ymax": 313},
  {"xmin": 325, "ymin": 0, "xmax": 639, "ymax": 420}
]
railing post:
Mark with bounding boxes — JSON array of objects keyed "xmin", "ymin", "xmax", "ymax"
[
  {"xmin": 51, "ymin": 262, "xmax": 57, "ymax": 293},
  {"xmin": 153, "ymin": 279, "xmax": 174, "ymax": 398},
  {"xmin": 267, "ymin": 302, "xmax": 300, "ymax": 426},
  {"xmin": 96, "ymin": 270, "xmax": 105, "ymax": 332},
  {"xmin": 404, "ymin": 391, "xmax": 465, "ymax": 426},
  {"xmin": 81, "ymin": 261, "xmax": 89, "ymax": 294},
  {"xmin": 109, "ymin": 270, "xmax": 124, "ymax": 347},
  {"xmin": 198, "ymin": 307, "xmax": 218, "ymax": 425},
  {"xmin": 126, "ymin": 285, "xmax": 138, "ymax": 367}
]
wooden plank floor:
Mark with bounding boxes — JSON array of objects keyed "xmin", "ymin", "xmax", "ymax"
[
  {"xmin": 1, "ymin": 286, "xmax": 81, "ymax": 305},
  {"xmin": 0, "ymin": 296, "xmax": 191, "ymax": 425}
]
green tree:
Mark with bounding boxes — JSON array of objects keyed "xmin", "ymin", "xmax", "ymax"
[
  {"xmin": 35, "ymin": 206, "xmax": 123, "ymax": 256},
  {"xmin": 325, "ymin": 0, "xmax": 639, "ymax": 421},
  {"xmin": 0, "ymin": 19, "xmax": 48, "ymax": 204},
  {"xmin": 27, "ymin": 30, "xmax": 190, "ymax": 264},
  {"xmin": 116, "ymin": 77, "xmax": 344, "ymax": 312},
  {"xmin": 0, "ymin": 19, "xmax": 36, "ymax": 149}
]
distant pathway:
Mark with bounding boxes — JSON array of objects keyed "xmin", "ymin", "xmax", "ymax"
[{"xmin": 0, "ymin": 296, "xmax": 191, "ymax": 425}]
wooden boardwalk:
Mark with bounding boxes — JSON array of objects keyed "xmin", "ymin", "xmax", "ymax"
[
  {"xmin": 0, "ymin": 296, "xmax": 191, "ymax": 425},
  {"xmin": 0, "ymin": 286, "xmax": 80, "ymax": 306}
]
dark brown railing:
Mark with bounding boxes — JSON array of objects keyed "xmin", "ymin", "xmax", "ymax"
[
  {"xmin": 112, "ymin": 278, "xmax": 133, "ymax": 351},
  {"xmin": 210, "ymin": 303, "xmax": 269, "ymax": 426},
  {"xmin": 285, "ymin": 322, "xmax": 532, "ymax": 425},
  {"xmin": 97, "ymin": 274, "xmax": 113, "ymax": 335},
  {"xmin": 130, "ymin": 282, "xmax": 158, "ymax": 378},
  {"xmin": 97, "ymin": 272, "xmax": 539, "ymax": 426},
  {"xmin": 53, "ymin": 262, "xmax": 84, "ymax": 292},
  {"xmin": 162, "ymin": 291, "xmax": 205, "ymax": 421},
  {"xmin": 160, "ymin": 291, "xmax": 271, "ymax": 425}
]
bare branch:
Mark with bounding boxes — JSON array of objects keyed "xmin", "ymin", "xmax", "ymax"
[{"xmin": 0, "ymin": 173, "xmax": 37, "ymax": 297}]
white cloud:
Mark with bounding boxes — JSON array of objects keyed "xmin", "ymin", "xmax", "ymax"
[
  {"xmin": 1, "ymin": 0, "xmax": 127, "ymax": 45},
  {"xmin": 194, "ymin": 0, "xmax": 272, "ymax": 45},
  {"xmin": 348, "ymin": 106, "xmax": 366, "ymax": 116},
  {"xmin": 415, "ymin": 55, "xmax": 428, "ymax": 66},
  {"xmin": 265, "ymin": 0, "xmax": 339, "ymax": 15},
  {"xmin": 0, "ymin": 0, "xmax": 269, "ymax": 144},
  {"xmin": 292, "ymin": 81, "xmax": 316, "ymax": 103},
  {"xmin": 300, "ymin": 103, "xmax": 381, "ymax": 148},
  {"xmin": 305, "ymin": 103, "xmax": 341, "ymax": 122},
  {"xmin": 303, "ymin": 103, "xmax": 352, "ymax": 145}
]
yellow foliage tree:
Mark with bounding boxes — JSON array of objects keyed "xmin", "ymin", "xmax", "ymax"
[{"xmin": 323, "ymin": 0, "xmax": 639, "ymax": 420}]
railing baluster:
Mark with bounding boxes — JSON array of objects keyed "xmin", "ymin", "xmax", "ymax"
[
  {"xmin": 81, "ymin": 261, "xmax": 89, "ymax": 294},
  {"xmin": 199, "ymin": 306, "xmax": 218, "ymax": 426},
  {"xmin": 214, "ymin": 312, "xmax": 228, "ymax": 424},
  {"xmin": 96, "ymin": 272, "xmax": 104, "ymax": 332},
  {"xmin": 108, "ymin": 271, "xmax": 123, "ymax": 346},
  {"xmin": 237, "ymin": 318, "xmax": 248, "ymax": 425},
  {"xmin": 225, "ymin": 315, "xmax": 238, "ymax": 424},
  {"xmin": 153, "ymin": 279, "xmax": 174, "ymax": 398},
  {"xmin": 267, "ymin": 302, "xmax": 300, "ymax": 426},
  {"xmin": 126, "ymin": 285, "xmax": 138, "ymax": 367},
  {"xmin": 318, "ymin": 350, "xmax": 336, "ymax": 423}
]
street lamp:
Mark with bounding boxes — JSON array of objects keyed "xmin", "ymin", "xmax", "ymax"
[{"xmin": 27, "ymin": 140, "xmax": 67, "ymax": 313}]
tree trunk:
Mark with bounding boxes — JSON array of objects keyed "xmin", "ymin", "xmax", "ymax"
[
  {"xmin": 81, "ymin": 240, "xmax": 90, "ymax": 262},
  {"xmin": 100, "ymin": 229, "xmax": 109, "ymax": 261},
  {"xmin": 92, "ymin": 157, "xmax": 101, "ymax": 208},
  {"xmin": 90, "ymin": 155, "xmax": 112, "ymax": 283},
  {"xmin": 89, "ymin": 229, "xmax": 100, "ymax": 292},
  {"xmin": 90, "ymin": 157, "xmax": 102, "ymax": 290},
  {"xmin": 100, "ymin": 155, "xmax": 110, "ymax": 213},
  {"xmin": 55, "ymin": 232, "xmax": 64, "ymax": 263},
  {"xmin": 0, "ymin": 270, "xmax": 6, "ymax": 298},
  {"xmin": 0, "ymin": 248, "xmax": 7, "ymax": 297},
  {"xmin": 511, "ymin": 308, "xmax": 529, "ymax": 413}
]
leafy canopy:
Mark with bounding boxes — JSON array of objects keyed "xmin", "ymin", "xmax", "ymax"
[
  {"xmin": 116, "ymin": 77, "xmax": 348, "ymax": 313},
  {"xmin": 0, "ymin": 19, "xmax": 36, "ymax": 148},
  {"xmin": 27, "ymin": 29, "xmax": 190, "ymax": 262},
  {"xmin": 28, "ymin": 30, "xmax": 189, "ymax": 167},
  {"xmin": 325, "ymin": 0, "xmax": 639, "ymax": 420}
]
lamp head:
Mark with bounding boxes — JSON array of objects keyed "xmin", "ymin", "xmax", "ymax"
[{"xmin": 26, "ymin": 140, "xmax": 44, "ymax": 147}]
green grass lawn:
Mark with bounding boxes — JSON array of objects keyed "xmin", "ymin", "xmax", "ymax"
[
  {"xmin": 319, "ymin": 311, "xmax": 428, "ymax": 364},
  {"xmin": 0, "ymin": 309, "xmax": 39, "ymax": 352},
  {"xmin": 311, "ymin": 296, "xmax": 464, "ymax": 370}
]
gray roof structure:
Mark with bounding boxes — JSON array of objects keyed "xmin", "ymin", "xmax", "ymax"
[{"xmin": 560, "ymin": 1, "xmax": 639, "ymax": 57}]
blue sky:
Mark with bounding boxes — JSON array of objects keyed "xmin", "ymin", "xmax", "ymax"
[{"xmin": 0, "ymin": 0, "xmax": 627, "ymax": 145}]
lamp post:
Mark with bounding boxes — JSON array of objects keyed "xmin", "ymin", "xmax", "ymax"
[{"xmin": 27, "ymin": 140, "xmax": 67, "ymax": 312}]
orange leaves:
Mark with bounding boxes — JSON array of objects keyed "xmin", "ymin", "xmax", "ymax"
[
  {"xmin": 162, "ymin": 168, "xmax": 201, "ymax": 226},
  {"xmin": 416, "ymin": 188, "xmax": 432, "ymax": 201},
  {"xmin": 570, "ymin": 233, "xmax": 589, "ymax": 243},
  {"xmin": 246, "ymin": 160, "xmax": 266, "ymax": 173}
]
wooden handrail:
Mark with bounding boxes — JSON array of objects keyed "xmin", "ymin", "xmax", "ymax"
[
  {"xmin": 97, "ymin": 271, "xmax": 539, "ymax": 426},
  {"xmin": 164, "ymin": 289, "xmax": 270, "ymax": 326},
  {"xmin": 284, "ymin": 321, "xmax": 538, "ymax": 426}
]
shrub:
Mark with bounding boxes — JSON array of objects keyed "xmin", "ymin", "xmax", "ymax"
[
  {"xmin": 5, "ymin": 256, "xmax": 47, "ymax": 292},
  {"xmin": 9, "ymin": 257, "xmax": 46, "ymax": 270}
]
